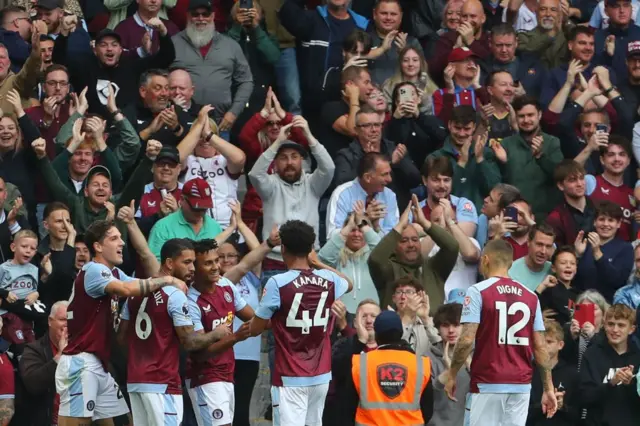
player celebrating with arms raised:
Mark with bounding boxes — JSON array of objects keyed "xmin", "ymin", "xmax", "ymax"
[
  {"xmin": 444, "ymin": 239, "xmax": 557, "ymax": 426},
  {"xmin": 55, "ymin": 220, "xmax": 188, "ymax": 426},
  {"xmin": 250, "ymin": 220, "xmax": 353, "ymax": 426}
]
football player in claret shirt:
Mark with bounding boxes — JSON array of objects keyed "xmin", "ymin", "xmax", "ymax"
[
  {"xmin": 444, "ymin": 239, "xmax": 557, "ymax": 426},
  {"xmin": 186, "ymin": 238, "xmax": 256, "ymax": 426},
  {"xmin": 250, "ymin": 220, "xmax": 353, "ymax": 426},
  {"xmin": 117, "ymin": 237, "xmax": 231, "ymax": 426},
  {"xmin": 54, "ymin": 220, "xmax": 188, "ymax": 426}
]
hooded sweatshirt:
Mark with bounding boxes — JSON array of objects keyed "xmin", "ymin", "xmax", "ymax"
[
  {"xmin": 579, "ymin": 337, "xmax": 640, "ymax": 426},
  {"xmin": 425, "ymin": 341, "xmax": 470, "ymax": 426}
]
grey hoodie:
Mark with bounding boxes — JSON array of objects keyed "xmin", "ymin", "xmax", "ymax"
[{"xmin": 425, "ymin": 341, "xmax": 471, "ymax": 426}]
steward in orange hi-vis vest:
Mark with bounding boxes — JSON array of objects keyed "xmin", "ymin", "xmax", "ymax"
[{"xmin": 347, "ymin": 310, "xmax": 433, "ymax": 426}]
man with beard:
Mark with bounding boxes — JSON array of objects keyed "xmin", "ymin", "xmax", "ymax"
[
  {"xmin": 481, "ymin": 70, "xmax": 518, "ymax": 141},
  {"xmin": 427, "ymin": 105, "xmax": 502, "ymax": 210},
  {"xmin": 432, "ymin": 47, "xmax": 482, "ymax": 123},
  {"xmin": 499, "ymin": 96, "xmax": 563, "ymax": 221},
  {"xmin": 115, "ymin": 0, "xmax": 179, "ymax": 58},
  {"xmin": 33, "ymin": 136, "xmax": 159, "ymax": 236},
  {"xmin": 547, "ymin": 160, "xmax": 597, "ymax": 246},
  {"xmin": 52, "ymin": 21, "xmax": 175, "ymax": 119},
  {"xmin": 489, "ymin": 197, "xmax": 536, "ymax": 260},
  {"xmin": 575, "ymin": 135, "xmax": 635, "ymax": 241},
  {"xmin": 248, "ymin": 116, "xmax": 334, "ymax": 274},
  {"xmin": 131, "ymin": 68, "xmax": 191, "ymax": 149},
  {"xmin": 540, "ymin": 27, "xmax": 602, "ymax": 108},
  {"xmin": 328, "ymin": 152, "xmax": 398, "ymax": 237},
  {"xmin": 594, "ymin": 0, "xmax": 640, "ymax": 79},
  {"xmin": 171, "ymin": 0, "xmax": 253, "ymax": 137},
  {"xmin": 186, "ymin": 238, "xmax": 255, "ymax": 426},
  {"xmin": 618, "ymin": 41, "xmax": 640, "ymax": 122},
  {"xmin": 480, "ymin": 25, "xmax": 543, "ymax": 97},
  {"xmin": 430, "ymin": 0, "xmax": 490, "ymax": 84},
  {"xmin": 369, "ymin": 194, "xmax": 459, "ymax": 309},
  {"xmin": 147, "ymin": 177, "xmax": 224, "ymax": 260},
  {"xmin": 517, "ymin": 0, "xmax": 572, "ymax": 70},
  {"xmin": 419, "ymin": 156, "xmax": 479, "ymax": 238},
  {"xmin": 508, "ymin": 223, "xmax": 555, "ymax": 291},
  {"xmin": 332, "ymin": 106, "xmax": 421, "ymax": 207},
  {"xmin": 116, "ymin": 235, "xmax": 232, "ymax": 426}
]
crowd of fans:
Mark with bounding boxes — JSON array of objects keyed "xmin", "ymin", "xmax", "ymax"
[{"xmin": 0, "ymin": 0, "xmax": 638, "ymax": 423}]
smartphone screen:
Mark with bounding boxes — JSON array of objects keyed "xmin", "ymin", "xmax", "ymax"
[{"xmin": 596, "ymin": 123, "xmax": 608, "ymax": 133}]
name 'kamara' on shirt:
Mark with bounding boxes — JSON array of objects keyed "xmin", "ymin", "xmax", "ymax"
[{"xmin": 293, "ymin": 274, "xmax": 330, "ymax": 289}]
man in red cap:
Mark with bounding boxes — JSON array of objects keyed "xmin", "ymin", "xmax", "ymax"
[
  {"xmin": 148, "ymin": 177, "xmax": 224, "ymax": 260},
  {"xmin": 432, "ymin": 47, "xmax": 482, "ymax": 123}
]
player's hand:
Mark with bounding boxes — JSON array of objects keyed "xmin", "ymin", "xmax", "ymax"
[
  {"xmin": 211, "ymin": 323, "xmax": 232, "ymax": 341},
  {"xmin": 331, "ymin": 300, "xmax": 348, "ymax": 331},
  {"xmin": 444, "ymin": 370, "xmax": 458, "ymax": 401},
  {"xmin": 25, "ymin": 292, "xmax": 39, "ymax": 306},
  {"xmin": 555, "ymin": 388, "xmax": 565, "ymax": 410},
  {"xmin": 5, "ymin": 291, "xmax": 17, "ymax": 303},
  {"xmin": 169, "ymin": 277, "xmax": 188, "ymax": 294},
  {"xmin": 542, "ymin": 388, "xmax": 558, "ymax": 418},
  {"xmin": 234, "ymin": 322, "xmax": 252, "ymax": 342}
]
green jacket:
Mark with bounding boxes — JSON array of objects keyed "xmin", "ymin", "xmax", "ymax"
[
  {"xmin": 52, "ymin": 147, "xmax": 123, "ymax": 195},
  {"xmin": 226, "ymin": 25, "xmax": 282, "ymax": 65},
  {"xmin": 56, "ymin": 112, "xmax": 142, "ymax": 176},
  {"xmin": 426, "ymin": 137, "xmax": 502, "ymax": 210},
  {"xmin": 367, "ymin": 225, "xmax": 459, "ymax": 309},
  {"xmin": 500, "ymin": 132, "xmax": 564, "ymax": 221},
  {"xmin": 38, "ymin": 155, "xmax": 153, "ymax": 236},
  {"xmin": 517, "ymin": 26, "xmax": 572, "ymax": 69}
]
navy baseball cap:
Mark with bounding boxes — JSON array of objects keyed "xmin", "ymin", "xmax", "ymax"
[
  {"xmin": 374, "ymin": 311, "xmax": 403, "ymax": 335},
  {"xmin": 276, "ymin": 141, "xmax": 307, "ymax": 158}
]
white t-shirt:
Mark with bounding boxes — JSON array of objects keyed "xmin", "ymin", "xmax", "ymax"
[
  {"xmin": 182, "ymin": 154, "xmax": 239, "ymax": 227},
  {"xmin": 502, "ymin": 3, "xmax": 537, "ymax": 32},
  {"xmin": 428, "ymin": 237, "xmax": 481, "ymax": 297}
]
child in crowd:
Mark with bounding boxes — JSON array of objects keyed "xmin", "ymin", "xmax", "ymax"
[
  {"xmin": 537, "ymin": 246, "xmax": 581, "ymax": 325},
  {"xmin": 528, "ymin": 320, "xmax": 580, "ymax": 426},
  {"xmin": 0, "ymin": 229, "xmax": 48, "ymax": 347}
]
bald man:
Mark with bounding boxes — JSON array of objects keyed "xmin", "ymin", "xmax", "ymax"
[
  {"xmin": 169, "ymin": 68, "xmax": 202, "ymax": 123},
  {"xmin": 429, "ymin": 0, "xmax": 491, "ymax": 86}
]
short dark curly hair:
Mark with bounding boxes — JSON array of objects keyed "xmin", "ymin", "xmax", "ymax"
[
  {"xmin": 193, "ymin": 239, "xmax": 219, "ymax": 255},
  {"xmin": 84, "ymin": 220, "xmax": 116, "ymax": 257},
  {"xmin": 280, "ymin": 220, "xmax": 315, "ymax": 257}
]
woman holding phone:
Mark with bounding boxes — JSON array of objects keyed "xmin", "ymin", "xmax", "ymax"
[{"xmin": 560, "ymin": 290, "xmax": 609, "ymax": 368}]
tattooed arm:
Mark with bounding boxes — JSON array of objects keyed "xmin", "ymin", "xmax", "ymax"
[
  {"xmin": 533, "ymin": 330, "xmax": 554, "ymax": 390},
  {"xmin": 105, "ymin": 276, "xmax": 188, "ymax": 298},
  {"xmin": 449, "ymin": 323, "xmax": 478, "ymax": 375},
  {"xmin": 0, "ymin": 399, "xmax": 14, "ymax": 426},
  {"xmin": 174, "ymin": 324, "xmax": 232, "ymax": 352}
]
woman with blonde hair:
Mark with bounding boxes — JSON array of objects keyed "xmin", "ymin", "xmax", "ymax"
[{"xmin": 381, "ymin": 46, "xmax": 439, "ymax": 115}]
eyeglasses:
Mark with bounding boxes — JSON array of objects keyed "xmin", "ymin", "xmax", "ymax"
[
  {"xmin": 266, "ymin": 120, "xmax": 282, "ymax": 127},
  {"xmin": 46, "ymin": 80, "xmax": 69, "ymax": 88},
  {"xmin": 356, "ymin": 123, "xmax": 382, "ymax": 129},
  {"xmin": 191, "ymin": 10, "xmax": 212, "ymax": 17},
  {"xmin": 14, "ymin": 17, "xmax": 32, "ymax": 24},
  {"xmin": 394, "ymin": 289, "xmax": 417, "ymax": 296},
  {"xmin": 220, "ymin": 254, "xmax": 239, "ymax": 260}
]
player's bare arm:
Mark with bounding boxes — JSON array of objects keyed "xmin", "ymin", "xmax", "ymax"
[
  {"xmin": 105, "ymin": 276, "xmax": 187, "ymax": 298},
  {"xmin": 0, "ymin": 399, "xmax": 14, "ymax": 426},
  {"xmin": 450, "ymin": 323, "xmax": 478, "ymax": 375},
  {"xmin": 174, "ymin": 324, "xmax": 231, "ymax": 352},
  {"xmin": 249, "ymin": 316, "xmax": 269, "ymax": 336},
  {"xmin": 533, "ymin": 330, "xmax": 558, "ymax": 418},
  {"xmin": 191, "ymin": 305, "xmax": 255, "ymax": 360}
]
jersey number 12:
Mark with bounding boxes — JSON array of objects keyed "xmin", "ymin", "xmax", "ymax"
[
  {"xmin": 495, "ymin": 301, "xmax": 530, "ymax": 346},
  {"xmin": 286, "ymin": 291, "xmax": 330, "ymax": 334}
]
